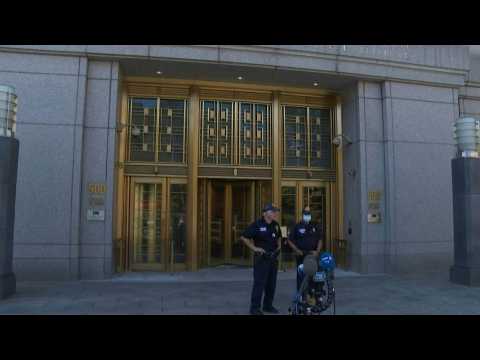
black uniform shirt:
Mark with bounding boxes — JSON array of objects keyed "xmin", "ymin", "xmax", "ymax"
[
  {"xmin": 289, "ymin": 221, "xmax": 322, "ymax": 252},
  {"xmin": 242, "ymin": 217, "xmax": 281, "ymax": 252}
]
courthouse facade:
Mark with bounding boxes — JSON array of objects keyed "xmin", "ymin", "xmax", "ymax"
[{"xmin": 1, "ymin": 45, "xmax": 479, "ymax": 280}]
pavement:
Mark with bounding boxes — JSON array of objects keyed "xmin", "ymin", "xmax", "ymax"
[{"xmin": 1, "ymin": 266, "xmax": 480, "ymax": 315}]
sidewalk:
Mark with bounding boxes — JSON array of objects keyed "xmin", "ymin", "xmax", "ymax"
[{"xmin": 1, "ymin": 267, "xmax": 480, "ymax": 315}]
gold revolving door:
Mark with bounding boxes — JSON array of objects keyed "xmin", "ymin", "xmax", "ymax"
[{"xmin": 129, "ymin": 177, "xmax": 187, "ymax": 272}]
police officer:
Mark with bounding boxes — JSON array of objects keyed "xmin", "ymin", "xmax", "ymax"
[
  {"xmin": 240, "ymin": 203, "xmax": 282, "ymax": 315},
  {"xmin": 287, "ymin": 206, "xmax": 323, "ymax": 291}
]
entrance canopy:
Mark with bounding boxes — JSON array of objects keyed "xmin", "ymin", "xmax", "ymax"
[{"xmin": 118, "ymin": 58, "xmax": 358, "ymax": 93}]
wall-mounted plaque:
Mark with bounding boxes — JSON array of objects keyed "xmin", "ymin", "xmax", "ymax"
[
  {"xmin": 87, "ymin": 183, "xmax": 106, "ymax": 222},
  {"xmin": 367, "ymin": 190, "xmax": 382, "ymax": 223},
  {"xmin": 87, "ymin": 208, "xmax": 105, "ymax": 221}
]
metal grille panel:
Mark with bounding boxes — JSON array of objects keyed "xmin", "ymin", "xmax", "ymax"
[
  {"xmin": 128, "ymin": 96, "xmax": 188, "ymax": 164},
  {"xmin": 309, "ymin": 108, "xmax": 332, "ymax": 168},
  {"xmin": 283, "ymin": 105, "xmax": 333, "ymax": 170},
  {"xmin": 284, "ymin": 106, "xmax": 308, "ymax": 167},
  {"xmin": 201, "ymin": 99, "xmax": 272, "ymax": 167},
  {"xmin": 158, "ymin": 99, "xmax": 187, "ymax": 163},
  {"xmin": 201, "ymin": 100, "xmax": 234, "ymax": 164},
  {"xmin": 129, "ymin": 98, "xmax": 157, "ymax": 162}
]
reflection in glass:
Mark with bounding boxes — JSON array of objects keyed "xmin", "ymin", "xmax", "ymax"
[
  {"xmin": 133, "ymin": 183, "xmax": 162, "ymax": 264},
  {"xmin": 130, "ymin": 98, "xmax": 156, "ymax": 162},
  {"xmin": 302, "ymin": 186, "xmax": 326, "ymax": 251},
  {"xmin": 283, "ymin": 105, "xmax": 332, "ymax": 169},
  {"xmin": 201, "ymin": 101, "xmax": 234, "ymax": 165},
  {"xmin": 231, "ymin": 183, "xmax": 253, "ymax": 264},
  {"xmin": 281, "ymin": 186, "xmax": 297, "ymax": 262},
  {"xmin": 158, "ymin": 99, "xmax": 187, "ymax": 163},
  {"xmin": 129, "ymin": 97, "xmax": 188, "ymax": 163},
  {"xmin": 309, "ymin": 108, "xmax": 331, "ymax": 168},
  {"xmin": 284, "ymin": 106, "xmax": 307, "ymax": 167},
  {"xmin": 210, "ymin": 184, "xmax": 225, "ymax": 263},
  {"xmin": 170, "ymin": 184, "xmax": 187, "ymax": 263}
]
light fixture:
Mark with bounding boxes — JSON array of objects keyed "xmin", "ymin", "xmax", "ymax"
[
  {"xmin": 454, "ymin": 117, "xmax": 480, "ymax": 158},
  {"xmin": 332, "ymin": 134, "xmax": 353, "ymax": 149},
  {"xmin": 237, "ymin": 76, "xmax": 243, "ymax": 80},
  {"xmin": 313, "ymin": 81, "xmax": 319, "ymax": 87},
  {"xmin": 156, "ymin": 70, "xmax": 163, "ymax": 75}
]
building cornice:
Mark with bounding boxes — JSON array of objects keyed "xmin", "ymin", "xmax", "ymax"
[{"xmin": 0, "ymin": 45, "xmax": 470, "ymax": 88}]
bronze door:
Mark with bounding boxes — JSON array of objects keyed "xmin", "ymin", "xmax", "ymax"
[
  {"xmin": 207, "ymin": 180, "xmax": 255, "ymax": 266},
  {"xmin": 129, "ymin": 177, "xmax": 187, "ymax": 272}
]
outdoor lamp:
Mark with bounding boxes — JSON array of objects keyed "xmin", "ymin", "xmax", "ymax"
[
  {"xmin": 0, "ymin": 85, "xmax": 17, "ymax": 138},
  {"xmin": 453, "ymin": 117, "xmax": 480, "ymax": 158}
]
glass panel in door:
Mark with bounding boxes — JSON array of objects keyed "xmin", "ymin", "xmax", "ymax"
[
  {"xmin": 209, "ymin": 183, "xmax": 226, "ymax": 266},
  {"xmin": 132, "ymin": 183, "xmax": 163, "ymax": 266},
  {"xmin": 230, "ymin": 182, "xmax": 254, "ymax": 265},
  {"xmin": 302, "ymin": 186, "xmax": 327, "ymax": 252},
  {"xmin": 281, "ymin": 185, "xmax": 297, "ymax": 267},
  {"xmin": 169, "ymin": 183, "xmax": 187, "ymax": 265}
]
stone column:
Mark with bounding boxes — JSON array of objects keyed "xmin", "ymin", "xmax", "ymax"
[
  {"xmin": 450, "ymin": 158, "xmax": 480, "ymax": 285},
  {"xmin": 0, "ymin": 136, "xmax": 19, "ymax": 298}
]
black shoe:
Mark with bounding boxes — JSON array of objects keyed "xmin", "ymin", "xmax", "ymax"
[
  {"xmin": 250, "ymin": 308, "xmax": 264, "ymax": 315},
  {"xmin": 263, "ymin": 306, "xmax": 280, "ymax": 314}
]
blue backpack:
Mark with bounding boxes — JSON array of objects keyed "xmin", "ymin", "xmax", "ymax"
[{"xmin": 319, "ymin": 252, "xmax": 336, "ymax": 271}]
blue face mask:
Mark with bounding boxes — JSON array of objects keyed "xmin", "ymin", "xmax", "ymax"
[{"xmin": 303, "ymin": 215, "xmax": 311, "ymax": 223}]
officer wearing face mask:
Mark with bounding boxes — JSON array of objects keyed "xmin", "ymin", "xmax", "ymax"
[{"xmin": 287, "ymin": 206, "xmax": 323, "ymax": 290}]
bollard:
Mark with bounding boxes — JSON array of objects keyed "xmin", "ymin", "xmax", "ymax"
[
  {"xmin": 450, "ymin": 118, "xmax": 480, "ymax": 286},
  {"xmin": 0, "ymin": 85, "xmax": 18, "ymax": 299}
]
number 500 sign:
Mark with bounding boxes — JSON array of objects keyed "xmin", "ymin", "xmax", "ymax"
[{"xmin": 88, "ymin": 183, "xmax": 106, "ymax": 194}]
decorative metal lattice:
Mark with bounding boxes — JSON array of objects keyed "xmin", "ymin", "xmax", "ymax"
[
  {"xmin": 284, "ymin": 106, "xmax": 308, "ymax": 167},
  {"xmin": 158, "ymin": 99, "xmax": 187, "ymax": 163},
  {"xmin": 283, "ymin": 106, "xmax": 332, "ymax": 169},
  {"xmin": 309, "ymin": 108, "xmax": 331, "ymax": 168},
  {"xmin": 130, "ymin": 98, "xmax": 157, "ymax": 162},
  {"xmin": 128, "ymin": 97, "xmax": 188, "ymax": 164},
  {"xmin": 201, "ymin": 100, "xmax": 234, "ymax": 165},
  {"xmin": 239, "ymin": 103, "xmax": 270, "ymax": 166},
  {"xmin": 201, "ymin": 100, "xmax": 271, "ymax": 166}
]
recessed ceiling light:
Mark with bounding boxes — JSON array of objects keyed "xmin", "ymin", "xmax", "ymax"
[
  {"xmin": 313, "ymin": 81, "xmax": 319, "ymax": 87},
  {"xmin": 237, "ymin": 76, "xmax": 244, "ymax": 80},
  {"xmin": 156, "ymin": 71, "xmax": 163, "ymax": 75}
]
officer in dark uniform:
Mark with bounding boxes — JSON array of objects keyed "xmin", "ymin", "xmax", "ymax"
[
  {"xmin": 240, "ymin": 203, "xmax": 282, "ymax": 315},
  {"xmin": 287, "ymin": 206, "xmax": 323, "ymax": 291}
]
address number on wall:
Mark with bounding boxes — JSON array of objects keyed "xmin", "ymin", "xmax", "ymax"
[{"xmin": 88, "ymin": 183, "xmax": 106, "ymax": 194}]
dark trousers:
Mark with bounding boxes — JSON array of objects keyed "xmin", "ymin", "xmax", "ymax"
[
  {"xmin": 250, "ymin": 254, "xmax": 278, "ymax": 310},
  {"xmin": 295, "ymin": 255, "xmax": 306, "ymax": 291}
]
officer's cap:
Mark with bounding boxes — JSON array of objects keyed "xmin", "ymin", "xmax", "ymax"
[
  {"xmin": 302, "ymin": 206, "xmax": 311, "ymax": 215},
  {"xmin": 263, "ymin": 203, "xmax": 280, "ymax": 212}
]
